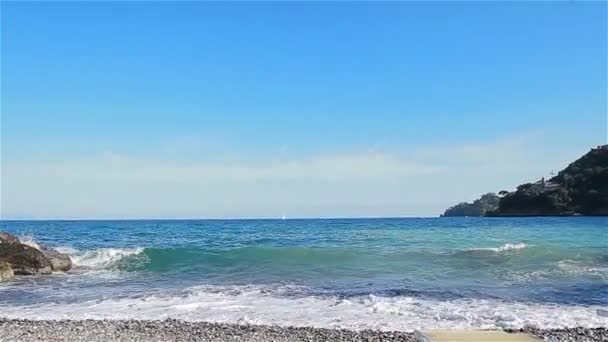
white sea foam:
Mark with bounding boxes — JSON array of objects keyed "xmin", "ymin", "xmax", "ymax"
[
  {"xmin": 0, "ymin": 285, "xmax": 605, "ymax": 330},
  {"xmin": 503, "ymin": 263, "xmax": 608, "ymax": 283},
  {"xmin": 469, "ymin": 243, "xmax": 528, "ymax": 253},
  {"xmin": 67, "ymin": 247, "xmax": 145, "ymax": 269},
  {"xmin": 18, "ymin": 234, "xmax": 41, "ymax": 250},
  {"xmin": 557, "ymin": 259, "xmax": 608, "ymax": 279},
  {"xmin": 54, "ymin": 246, "xmax": 78, "ymax": 255}
]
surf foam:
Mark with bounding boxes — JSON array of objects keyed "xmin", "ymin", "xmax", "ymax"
[
  {"xmin": 468, "ymin": 243, "xmax": 528, "ymax": 253},
  {"xmin": 67, "ymin": 247, "xmax": 145, "ymax": 269},
  {"xmin": 18, "ymin": 234, "xmax": 42, "ymax": 250},
  {"xmin": 0, "ymin": 284, "xmax": 605, "ymax": 331}
]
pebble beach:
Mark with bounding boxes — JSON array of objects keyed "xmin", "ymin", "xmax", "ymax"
[
  {"xmin": 0, "ymin": 319, "xmax": 606, "ymax": 342},
  {"xmin": 0, "ymin": 319, "xmax": 418, "ymax": 342}
]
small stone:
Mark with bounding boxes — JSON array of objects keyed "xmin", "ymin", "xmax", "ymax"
[{"xmin": 0, "ymin": 261, "xmax": 14, "ymax": 281}]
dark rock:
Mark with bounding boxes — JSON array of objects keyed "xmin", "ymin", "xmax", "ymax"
[
  {"xmin": 0, "ymin": 243, "xmax": 52, "ymax": 275},
  {"xmin": 0, "ymin": 232, "xmax": 19, "ymax": 245},
  {"xmin": 39, "ymin": 246, "xmax": 72, "ymax": 272}
]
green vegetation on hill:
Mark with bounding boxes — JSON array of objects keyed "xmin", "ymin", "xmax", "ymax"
[
  {"xmin": 441, "ymin": 193, "xmax": 500, "ymax": 217},
  {"xmin": 550, "ymin": 146, "xmax": 608, "ymax": 215},
  {"xmin": 492, "ymin": 182, "xmax": 573, "ymax": 216},
  {"xmin": 491, "ymin": 146, "xmax": 608, "ymax": 216},
  {"xmin": 442, "ymin": 146, "xmax": 608, "ymax": 217}
]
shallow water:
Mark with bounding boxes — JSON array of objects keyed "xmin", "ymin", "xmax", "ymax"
[{"xmin": 1, "ymin": 218, "xmax": 606, "ymax": 330}]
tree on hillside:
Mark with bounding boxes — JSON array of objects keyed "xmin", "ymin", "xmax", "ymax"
[{"xmin": 493, "ymin": 147, "xmax": 608, "ymax": 216}]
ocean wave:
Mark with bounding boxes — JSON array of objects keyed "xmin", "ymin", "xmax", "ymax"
[
  {"xmin": 557, "ymin": 259, "xmax": 608, "ymax": 277},
  {"xmin": 67, "ymin": 247, "xmax": 145, "ymax": 269},
  {"xmin": 11, "ymin": 235, "xmax": 145, "ymax": 270},
  {"xmin": 501, "ymin": 258, "xmax": 608, "ymax": 284},
  {"xmin": 0, "ymin": 284, "xmax": 605, "ymax": 330},
  {"xmin": 113, "ymin": 246, "xmax": 371, "ymax": 272},
  {"xmin": 11, "ymin": 240, "xmax": 604, "ymax": 286},
  {"xmin": 467, "ymin": 243, "xmax": 528, "ymax": 253},
  {"xmin": 56, "ymin": 244, "xmax": 603, "ymax": 279}
]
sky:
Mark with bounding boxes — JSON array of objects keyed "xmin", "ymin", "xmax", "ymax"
[{"xmin": 1, "ymin": 2, "xmax": 607, "ymax": 219}]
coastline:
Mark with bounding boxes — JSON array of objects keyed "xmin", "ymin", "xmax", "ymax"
[
  {"xmin": 444, "ymin": 213, "xmax": 608, "ymax": 217},
  {"xmin": 0, "ymin": 319, "xmax": 606, "ymax": 342}
]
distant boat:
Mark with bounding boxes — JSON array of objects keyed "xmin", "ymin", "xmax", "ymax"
[{"xmin": 281, "ymin": 215, "xmax": 286, "ymax": 220}]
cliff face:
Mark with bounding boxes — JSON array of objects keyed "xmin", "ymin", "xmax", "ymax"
[{"xmin": 490, "ymin": 146, "xmax": 608, "ymax": 216}]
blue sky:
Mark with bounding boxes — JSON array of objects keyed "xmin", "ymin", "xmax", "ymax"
[{"xmin": 1, "ymin": 2, "xmax": 606, "ymax": 219}]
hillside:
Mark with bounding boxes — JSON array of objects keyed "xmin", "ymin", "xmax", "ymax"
[
  {"xmin": 441, "ymin": 193, "xmax": 500, "ymax": 217},
  {"xmin": 490, "ymin": 145, "xmax": 608, "ymax": 216},
  {"xmin": 442, "ymin": 145, "xmax": 608, "ymax": 217}
]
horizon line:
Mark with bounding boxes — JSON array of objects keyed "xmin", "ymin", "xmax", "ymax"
[{"xmin": 0, "ymin": 216, "xmax": 440, "ymax": 221}]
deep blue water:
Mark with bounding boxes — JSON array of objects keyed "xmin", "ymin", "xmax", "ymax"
[{"xmin": 0, "ymin": 217, "xmax": 606, "ymax": 330}]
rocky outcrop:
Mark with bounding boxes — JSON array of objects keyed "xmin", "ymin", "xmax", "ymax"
[
  {"xmin": 0, "ymin": 232, "xmax": 72, "ymax": 276},
  {"xmin": 0, "ymin": 261, "xmax": 14, "ymax": 282},
  {"xmin": 40, "ymin": 246, "xmax": 72, "ymax": 272},
  {"xmin": 0, "ymin": 243, "xmax": 52, "ymax": 275},
  {"xmin": 0, "ymin": 232, "xmax": 19, "ymax": 245}
]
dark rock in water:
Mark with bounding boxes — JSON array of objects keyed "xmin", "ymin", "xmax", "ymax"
[
  {"xmin": 0, "ymin": 243, "xmax": 52, "ymax": 275},
  {"xmin": 0, "ymin": 232, "xmax": 19, "ymax": 245},
  {"xmin": 39, "ymin": 246, "xmax": 72, "ymax": 272},
  {"xmin": 0, "ymin": 232, "xmax": 72, "ymax": 275},
  {"xmin": 0, "ymin": 261, "xmax": 14, "ymax": 281}
]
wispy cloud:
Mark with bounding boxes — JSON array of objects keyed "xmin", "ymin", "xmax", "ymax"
[{"xmin": 0, "ymin": 134, "xmax": 591, "ymax": 219}]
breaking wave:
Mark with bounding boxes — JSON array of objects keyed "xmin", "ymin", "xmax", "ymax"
[
  {"xmin": 467, "ymin": 243, "xmax": 528, "ymax": 253},
  {"xmin": 60, "ymin": 247, "xmax": 145, "ymax": 269},
  {"xmin": 0, "ymin": 284, "xmax": 605, "ymax": 330}
]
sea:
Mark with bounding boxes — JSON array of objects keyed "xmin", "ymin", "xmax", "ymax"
[{"xmin": 0, "ymin": 217, "xmax": 606, "ymax": 331}]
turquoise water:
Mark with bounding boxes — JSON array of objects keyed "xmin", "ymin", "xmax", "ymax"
[{"xmin": 0, "ymin": 218, "xmax": 606, "ymax": 330}]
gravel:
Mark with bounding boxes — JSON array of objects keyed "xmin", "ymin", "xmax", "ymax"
[
  {"xmin": 507, "ymin": 327, "xmax": 608, "ymax": 342},
  {"xmin": 0, "ymin": 319, "xmax": 605, "ymax": 342},
  {"xmin": 0, "ymin": 319, "xmax": 417, "ymax": 342}
]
